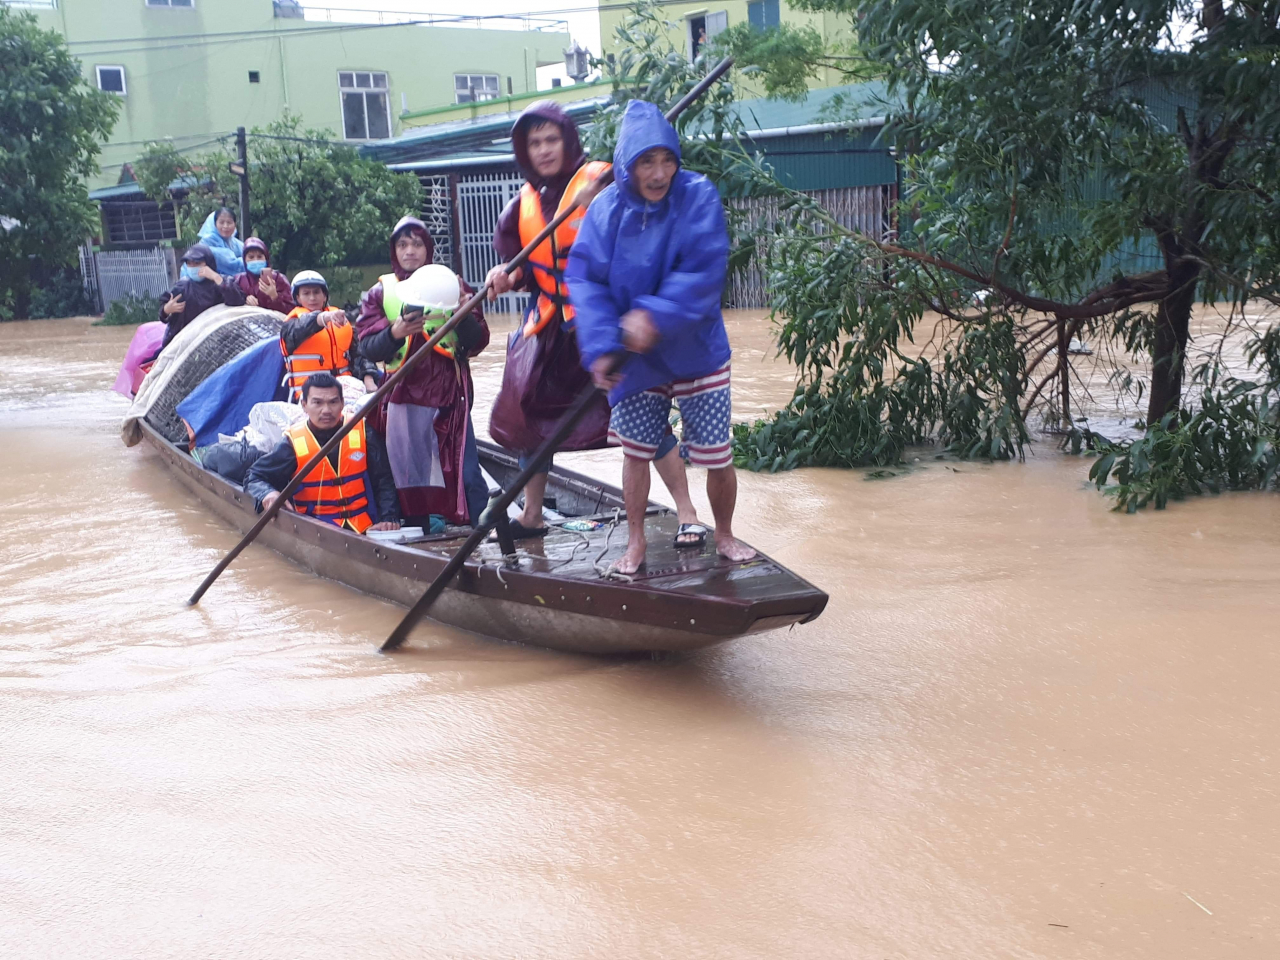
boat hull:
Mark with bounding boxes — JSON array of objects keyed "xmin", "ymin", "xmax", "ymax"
[{"xmin": 141, "ymin": 423, "xmax": 827, "ymax": 655}]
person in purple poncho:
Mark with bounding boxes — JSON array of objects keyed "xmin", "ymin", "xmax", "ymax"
[
  {"xmin": 354, "ymin": 216, "xmax": 490, "ymax": 529},
  {"xmin": 485, "ymin": 101, "xmax": 620, "ymax": 539}
]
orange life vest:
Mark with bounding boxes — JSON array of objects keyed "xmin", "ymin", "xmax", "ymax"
[
  {"xmin": 518, "ymin": 159, "xmax": 610, "ymax": 338},
  {"xmin": 281, "ymin": 306, "xmax": 353, "ymax": 402},
  {"xmin": 285, "ymin": 417, "xmax": 375, "ymax": 534}
]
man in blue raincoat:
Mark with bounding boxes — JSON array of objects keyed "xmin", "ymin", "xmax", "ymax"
[{"xmin": 566, "ymin": 99, "xmax": 756, "ymax": 575}]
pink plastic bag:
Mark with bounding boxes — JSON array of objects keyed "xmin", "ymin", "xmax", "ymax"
[{"xmin": 112, "ymin": 321, "xmax": 166, "ymax": 398}]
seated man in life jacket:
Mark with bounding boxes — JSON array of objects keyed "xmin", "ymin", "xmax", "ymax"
[
  {"xmin": 234, "ymin": 238, "xmax": 295, "ymax": 314},
  {"xmin": 243, "ymin": 372, "xmax": 401, "ymax": 533},
  {"xmin": 155, "ymin": 242, "xmax": 247, "ymax": 354},
  {"xmin": 566, "ymin": 100, "xmax": 757, "ymax": 575},
  {"xmin": 355, "ymin": 218, "xmax": 490, "ymax": 531},
  {"xmin": 280, "ymin": 270, "xmax": 379, "ymax": 401}
]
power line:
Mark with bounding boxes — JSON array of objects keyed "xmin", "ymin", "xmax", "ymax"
[
  {"xmin": 67, "ymin": 14, "xmax": 570, "ymax": 57},
  {"xmin": 66, "ymin": 0, "xmax": 710, "ymax": 57}
]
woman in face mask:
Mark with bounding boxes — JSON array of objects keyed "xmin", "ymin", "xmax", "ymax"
[
  {"xmin": 155, "ymin": 243, "xmax": 248, "ymax": 353},
  {"xmin": 233, "ymin": 237, "xmax": 295, "ymax": 314}
]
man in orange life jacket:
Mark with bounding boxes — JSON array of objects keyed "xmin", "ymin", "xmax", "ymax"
[
  {"xmin": 244, "ymin": 372, "xmax": 401, "ymax": 533},
  {"xmin": 279, "ymin": 270, "xmax": 380, "ymax": 402},
  {"xmin": 485, "ymin": 101, "xmax": 663, "ymax": 539}
]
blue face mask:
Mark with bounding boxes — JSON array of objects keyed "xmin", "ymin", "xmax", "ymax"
[
  {"xmin": 246, "ymin": 259, "xmax": 267, "ymax": 276},
  {"xmin": 181, "ymin": 264, "xmax": 203, "ymax": 282}
]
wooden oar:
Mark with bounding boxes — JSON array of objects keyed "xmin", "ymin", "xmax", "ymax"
[
  {"xmin": 379, "ymin": 59, "xmax": 737, "ymax": 651},
  {"xmin": 188, "ymin": 55, "xmax": 734, "ymax": 609},
  {"xmin": 379, "ymin": 354, "xmax": 622, "ymax": 652}
]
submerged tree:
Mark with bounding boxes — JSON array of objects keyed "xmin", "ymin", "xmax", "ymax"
[{"xmin": 726, "ymin": 0, "xmax": 1280, "ymax": 501}]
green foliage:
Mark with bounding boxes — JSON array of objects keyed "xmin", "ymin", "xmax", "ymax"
[
  {"xmin": 0, "ymin": 7, "xmax": 119, "ymax": 318},
  {"xmin": 716, "ymin": 22, "xmax": 826, "ymax": 100},
  {"xmin": 134, "ymin": 142, "xmax": 193, "ymax": 204},
  {"xmin": 156, "ymin": 115, "xmax": 422, "ymax": 272},
  {"xmin": 721, "ymin": 0, "xmax": 1280, "ymax": 496},
  {"xmin": 28, "ymin": 270, "xmax": 95, "ymax": 319},
  {"xmin": 1087, "ymin": 324, "xmax": 1280, "ymax": 510},
  {"xmin": 95, "ymin": 293, "xmax": 158, "ymax": 327}
]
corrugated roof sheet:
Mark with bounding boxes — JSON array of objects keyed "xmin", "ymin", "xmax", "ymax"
[
  {"xmin": 89, "ymin": 174, "xmax": 204, "ymax": 202},
  {"xmin": 360, "ymin": 81, "xmax": 895, "ymax": 169}
]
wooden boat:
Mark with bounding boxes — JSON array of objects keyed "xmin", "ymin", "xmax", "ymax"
[{"xmin": 140, "ymin": 421, "xmax": 828, "ymax": 655}]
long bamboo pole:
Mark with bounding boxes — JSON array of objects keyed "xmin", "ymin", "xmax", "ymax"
[{"xmin": 188, "ymin": 56, "xmax": 735, "ymax": 608}]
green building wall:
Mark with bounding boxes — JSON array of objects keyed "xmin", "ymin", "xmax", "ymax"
[
  {"xmin": 597, "ymin": 1, "xmax": 851, "ymax": 96},
  {"xmin": 22, "ymin": 0, "xmax": 567, "ymax": 188}
]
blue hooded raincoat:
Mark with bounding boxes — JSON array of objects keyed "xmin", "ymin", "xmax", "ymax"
[
  {"xmin": 565, "ymin": 100, "xmax": 731, "ymax": 404},
  {"xmin": 198, "ymin": 211, "xmax": 246, "ymax": 277}
]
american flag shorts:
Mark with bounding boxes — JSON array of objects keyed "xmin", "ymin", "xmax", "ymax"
[{"xmin": 608, "ymin": 364, "xmax": 733, "ymax": 468}]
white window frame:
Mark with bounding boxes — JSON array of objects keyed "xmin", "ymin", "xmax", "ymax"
[
  {"xmin": 338, "ymin": 71, "xmax": 392, "ymax": 141},
  {"xmin": 145, "ymin": 0, "xmax": 195, "ymax": 8},
  {"xmin": 95, "ymin": 65, "xmax": 127, "ymax": 96},
  {"xmin": 454, "ymin": 74, "xmax": 500, "ymax": 104},
  {"xmin": 686, "ymin": 10, "xmax": 727, "ymax": 61}
]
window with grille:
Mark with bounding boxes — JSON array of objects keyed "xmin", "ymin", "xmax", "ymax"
[
  {"xmin": 96, "ymin": 66, "xmax": 127, "ymax": 95},
  {"xmin": 339, "ymin": 71, "xmax": 391, "ymax": 140},
  {"xmin": 146, "ymin": 0, "xmax": 194, "ymax": 7},
  {"xmin": 101, "ymin": 201, "xmax": 179, "ymax": 245},
  {"xmin": 454, "ymin": 74, "xmax": 500, "ymax": 104},
  {"xmin": 747, "ymin": 0, "xmax": 780, "ymax": 30}
]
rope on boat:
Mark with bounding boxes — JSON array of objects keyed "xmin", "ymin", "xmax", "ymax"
[{"xmin": 594, "ymin": 509, "xmax": 636, "ymax": 582}]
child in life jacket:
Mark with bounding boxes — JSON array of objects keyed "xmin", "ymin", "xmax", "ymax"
[{"xmin": 280, "ymin": 270, "xmax": 379, "ymax": 402}]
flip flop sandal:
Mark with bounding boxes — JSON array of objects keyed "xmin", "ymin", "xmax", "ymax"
[
  {"xmin": 674, "ymin": 523, "xmax": 709, "ymax": 548},
  {"xmin": 508, "ymin": 519, "xmax": 549, "ymax": 540}
]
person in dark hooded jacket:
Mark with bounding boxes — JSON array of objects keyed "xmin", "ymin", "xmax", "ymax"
[
  {"xmin": 485, "ymin": 101, "xmax": 620, "ymax": 538},
  {"xmin": 232, "ymin": 237, "xmax": 295, "ymax": 314},
  {"xmin": 156, "ymin": 242, "xmax": 247, "ymax": 351},
  {"xmin": 566, "ymin": 100, "xmax": 756, "ymax": 575},
  {"xmin": 355, "ymin": 216, "xmax": 490, "ymax": 528}
]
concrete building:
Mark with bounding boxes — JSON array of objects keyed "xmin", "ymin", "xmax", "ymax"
[
  {"xmin": 597, "ymin": 0, "xmax": 853, "ymax": 94},
  {"xmin": 12, "ymin": 0, "xmax": 569, "ymax": 189}
]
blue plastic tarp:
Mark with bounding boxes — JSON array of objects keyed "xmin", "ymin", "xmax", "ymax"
[{"xmin": 176, "ymin": 337, "xmax": 285, "ymax": 448}]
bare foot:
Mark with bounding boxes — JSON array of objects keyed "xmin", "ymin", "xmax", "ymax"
[
  {"xmin": 614, "ymin": 537, "xmax": 647, "ymax": 575},
  {"xmin": 715, "ymin": 534, "xmax": 757, "ymax": 563}
]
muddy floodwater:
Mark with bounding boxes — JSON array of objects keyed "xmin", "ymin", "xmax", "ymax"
[{"xmin": 3, "ymin": 313, "xmax": 1278, "ymax": 959}]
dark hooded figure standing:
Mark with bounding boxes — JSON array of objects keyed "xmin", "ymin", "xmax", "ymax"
[
  {"xmin": 355, "ymin": 216, "xmax": 490, "ymax": 528},
  {"xmin": 486, "ymin": 101, "xmax": 612, "ymax": 538},
  {"xmin": 156, "ymin": 242, "xmax": 247, "ymax": 352}
]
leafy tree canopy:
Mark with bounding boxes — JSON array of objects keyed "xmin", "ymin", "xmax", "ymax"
[
  {"xmin": 0, "ymin": 7, "xmax": 118, "ymax": 318},
  {"xmin": 725, "ymin": 0, "xmax": 1280, "ymax": 505},
  {"xmin": 136, "ymin": 115, "xmax": 423, "ymax": 274}
]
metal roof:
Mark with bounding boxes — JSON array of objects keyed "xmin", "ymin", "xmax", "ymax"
[
  {"xmin": 89, "ymin": 174, "xmax": 204, "ymax": 202},
  {"xmin": 731, "ymin": 80, "xmax": 893, "ymax": 136},
  {"xmin": 360, "ymin": 81, "xmax": 895, "ymax": 170},
  {"xmin": 359, "ymin": 97, "xmax": 611, "ymax": 166}
]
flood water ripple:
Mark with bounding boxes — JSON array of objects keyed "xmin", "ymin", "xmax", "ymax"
[{"xmin": 1, "ymin": 315, "xmax": 1277, "ymax": 959}]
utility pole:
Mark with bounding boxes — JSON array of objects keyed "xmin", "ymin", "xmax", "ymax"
[{"xmin": 231, "ymin": 126, "xmax": 251, "ymax": 237}]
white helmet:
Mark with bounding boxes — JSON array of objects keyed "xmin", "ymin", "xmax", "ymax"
[
  {"xmin": 290, "ymin": 269, "xmax": 328, "ymax": 298},
  {"xmin": 398, "ymin": 264, "xmax": 460, "ymax": 315}
]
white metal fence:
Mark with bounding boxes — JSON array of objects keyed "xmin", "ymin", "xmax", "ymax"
[
  {"xmin": 455, "ymin": 170, "xmax": 531, "ymax": 316},
  {"xmin": 87, "ymin": 246, "xmax": 175, "ymax": 313}
]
